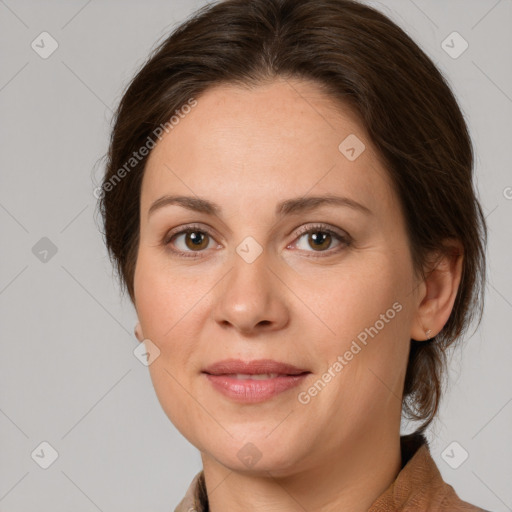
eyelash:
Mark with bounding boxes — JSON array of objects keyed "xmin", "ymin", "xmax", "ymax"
[{"xmin": 162, "ymin": 223, "xmax": 352, "ymax": 259}]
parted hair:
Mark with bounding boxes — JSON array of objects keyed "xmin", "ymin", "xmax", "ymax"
[{"xmin": 98, "ymin": 0, "xmax": 487, "ymax": 433}]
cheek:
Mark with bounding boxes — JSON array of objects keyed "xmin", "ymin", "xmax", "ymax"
[
  {"xmin": 309, "ymin": 258, "xmax": 402, "ymax": 339},
  {"xmin": 133, "ymin": 252, "xmax": 212, "ymax": 357},
  {"xmin": 134, "ymin": 250, "xmax": 203, "ymax": 341},
  {"xmin": 307, "ymin": 253, "xmax": 412, "ymax": 395},
  {"xmin": 146, "ymin": 357, "xmax": 209, "ymax": 452},
  {"xmin": 135, "ymin": 258, "xmax": 210, "ymax": 445}
]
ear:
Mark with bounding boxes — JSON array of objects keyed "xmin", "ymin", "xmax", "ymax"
[
  {"xmin": 410, "ymin": 239, "xmax": 463, "ymax": 341},
  {"xmin": 134, "ymin": 322, "xmax": 144, "ymax": 342}
]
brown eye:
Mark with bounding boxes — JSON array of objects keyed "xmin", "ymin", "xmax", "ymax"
[
  {"xmin": 292, "ymin": 223, "xmax": 351, "ymax": 256},
  {"xmin": 307, "ymin": 231, "xmax": 332, "ymax": 251},
  {"xmin": 183, "ymin": 231, "xmax": 209, "ymax": 251},
  {"xmin": 166, "ymin": 228, "xmax": 215, "ymax": 255}
]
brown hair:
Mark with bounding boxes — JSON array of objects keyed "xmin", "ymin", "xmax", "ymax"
[{"xmin": 97, "ymin": 0, "xmax": 487, "ymax": 433}]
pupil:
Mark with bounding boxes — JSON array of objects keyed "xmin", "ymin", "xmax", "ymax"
[
  {"xmin": 310, "ymin": 232, "xmax": 330, "ymax": 249},
  {"xmin": 189, "ymin": 232, "xmax": 204, "ymax": 246}
]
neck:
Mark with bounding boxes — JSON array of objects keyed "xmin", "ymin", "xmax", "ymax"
[{"xmin": 201, "ymin": 427, "xmax": 402, "ymax": 512}]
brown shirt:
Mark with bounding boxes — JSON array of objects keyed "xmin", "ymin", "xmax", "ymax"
[{"xmin": 173, "ymin": 434, "xmax": 489, "ymax": 511}]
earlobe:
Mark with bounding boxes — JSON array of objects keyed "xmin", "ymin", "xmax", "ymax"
[
  {"xmin": 410, "ymin": 240, "xmax": 463, "ymax": 342},
  {"xmin": 134, "ymin": 322, "xmax": 144, "ymax": 342}
]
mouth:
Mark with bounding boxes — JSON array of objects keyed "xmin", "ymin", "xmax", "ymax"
[
  {"xmin": 202, "ymin": 359, "xmax": 311, "ymax": 403},
  {"xmin": 216, "ymin": 373, "xmax": 292, "ymax": 380},
  {"xmin": 202, "ymin": 358, "xmax": 309, "ymax": 376}
]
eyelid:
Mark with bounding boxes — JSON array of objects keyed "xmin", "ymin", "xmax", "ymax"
[
  {"xmin": 163, "ymin": 223, "xmax": 218, "ymax": 245},
  {"xmin": 292, "ymin": 223, "xmax": 350, "ymax": 243}
]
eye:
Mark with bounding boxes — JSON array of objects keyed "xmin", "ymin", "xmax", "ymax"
[
  {"xmin": 290, "ymin": 223, "xmax": 351, "ymax": 256},
  {"xmin": 163, "ymin": 224, "xmax": 218, "ymax": 258},
  {"xmin": 163, "ymin": 222, "xmax": 351, "ymax": 258}
]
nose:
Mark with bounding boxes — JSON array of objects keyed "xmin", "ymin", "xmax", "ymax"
[{"xmin": 211, "ymin": 250, "xmax": 290, "ymax": 335}]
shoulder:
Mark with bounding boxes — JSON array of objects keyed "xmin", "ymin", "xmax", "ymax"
[
  {"xmin": 369, "ymin": 433, "xmax": 491, "ymax": 511},
  {"xmin": 173, "ymin": 470, "xmax": 207, "ymax": 512}
]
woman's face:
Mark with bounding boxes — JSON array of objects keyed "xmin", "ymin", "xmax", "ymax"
[{"xmin": 134, "ymin": 78, "xmax": 423, "ymax": 475}]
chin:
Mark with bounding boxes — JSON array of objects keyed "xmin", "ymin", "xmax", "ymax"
[{"xmin": 202, "ymin": 435, "xmax": 307, "ymax": 476}]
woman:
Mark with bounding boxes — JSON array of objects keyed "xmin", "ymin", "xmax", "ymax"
[{"xmin": 98, "ymin": 0, "xmax": 488, "ymax": 510}]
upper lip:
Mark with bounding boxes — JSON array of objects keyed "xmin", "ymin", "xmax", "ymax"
[{"xmin": 203, "ymin": 358, "xmax": 310, "ymax": 376}]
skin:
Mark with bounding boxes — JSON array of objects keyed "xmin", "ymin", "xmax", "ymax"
[{"xmin": 133, "ymin": 78, "xmax": 463, "ymax": 512}]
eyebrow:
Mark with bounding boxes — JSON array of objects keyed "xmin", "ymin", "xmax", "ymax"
[{"xmin": 147, "ymin": 194, "xmax": 373, "ymax": 218}]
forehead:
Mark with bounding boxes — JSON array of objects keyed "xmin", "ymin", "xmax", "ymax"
[{"xmin": 140, "ymin": 78, "xmax": 396, "ymax": 220}]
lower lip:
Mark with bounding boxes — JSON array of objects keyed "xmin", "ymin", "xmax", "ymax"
[{"xmin": 204, "ymin": 373, "xmax": 309, "ymax": 403}]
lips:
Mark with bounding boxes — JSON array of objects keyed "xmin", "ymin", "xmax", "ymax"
[
  {"xmin": 202, "ymin": 359, "xmax": 311, "ymax": 403},
  {"xmin": 202, "ymin": 358, "xmax": 309, "ymax": 376}
]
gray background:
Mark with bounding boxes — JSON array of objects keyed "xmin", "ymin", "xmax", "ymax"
[{"xmin": 0, "ymin": 0, "xmax": 511, "ymax": 510}]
